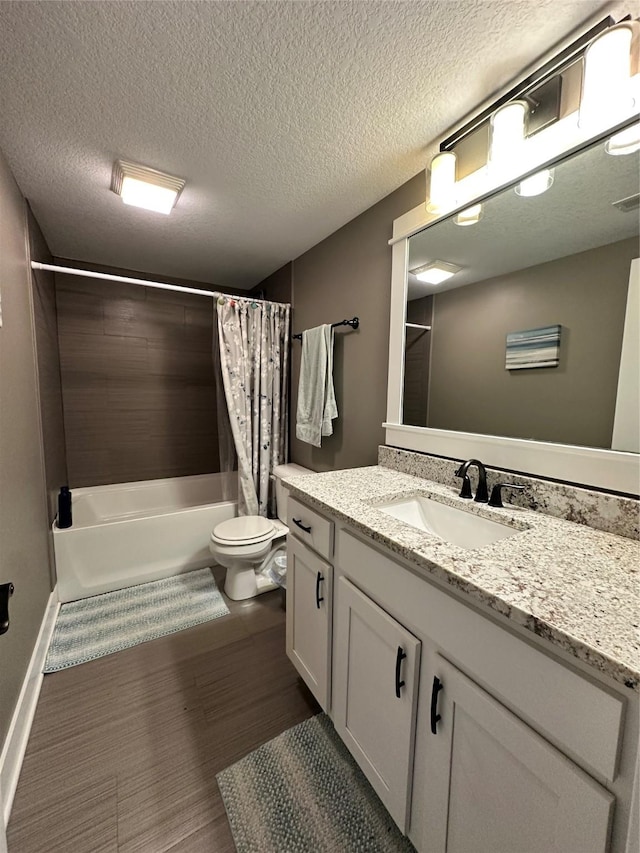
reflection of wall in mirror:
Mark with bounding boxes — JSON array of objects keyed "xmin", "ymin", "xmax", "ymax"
[
  {"xmin": 403, "ymin": 296, "xmax": 433, "ymax": 427},
  {"xmin": 405, "ymin": 236, "xmax": 637, "ymax": 449}
]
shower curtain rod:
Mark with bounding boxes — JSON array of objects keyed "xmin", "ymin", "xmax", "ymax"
[{"xmin": 30, "ymin": 262, "xmax": 285, "ymax": 306}]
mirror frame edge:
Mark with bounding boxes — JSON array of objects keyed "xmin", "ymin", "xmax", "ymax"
[{"xmin": 385, "ymin": 177, "xmax": 640, "ymax": 497}]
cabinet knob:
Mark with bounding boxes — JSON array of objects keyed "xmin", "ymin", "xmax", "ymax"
[{"xmin": 395, "ymin": 646, "xmax": 407, "ymax": 698}]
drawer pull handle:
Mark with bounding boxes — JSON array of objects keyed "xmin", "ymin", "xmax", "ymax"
[
  {"xmin": 293, "ymin": 517, "xmax": 312, "ymax": 534},
  {"xmin": 315, "ymin": 572, "xmax": 324, "ymax": 609},
  {"xmin": 395, "ymin": 646, "xmax": 406, "ymax": 698},
  {"xmin": 430, "ymin": 676, "xmax": 443, "ymax": 734}
]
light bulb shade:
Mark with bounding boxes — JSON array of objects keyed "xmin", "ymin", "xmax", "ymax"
[
  {"xmin": 579, "ymin": 23, "xmax": 637, "ymax": 133},
  {"xmin": 427, "ymin": 151, "xmax": 457, "ymax": 214},
  {"xmin": 515, "ymin": 168, "xmax": 555, "ymax": 197},
  {"xmin": 455, "ymin": 203, "xmax": 483, "ymax": 226},
  {"xmin": 605, "ymin": 122, "xmax": 640, "ymax": 155},
  {"xmin": 489, "ymin": 101, "xmax": 528, "ymax": 180},
  {"xmin": 111, "ymin": 160, "xmax": 185, "ymax": 214}
]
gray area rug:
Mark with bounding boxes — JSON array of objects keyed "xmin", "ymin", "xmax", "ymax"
[
  {"xmin": 44, "ymin": 568, "xmax": 229, "ymax": 672},
  {"xmin": 217, "ymin": 713, "xmax": 416, "ymax": 852}
]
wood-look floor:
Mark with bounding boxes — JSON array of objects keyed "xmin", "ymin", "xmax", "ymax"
[{"xmin": 7, "ymin": 568, "xmax": 319, "ymax": 853}]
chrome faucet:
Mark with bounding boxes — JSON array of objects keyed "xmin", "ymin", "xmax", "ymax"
[{"xmin": 455, "ymin": 459, "xmax": 488, "ymax": 503}]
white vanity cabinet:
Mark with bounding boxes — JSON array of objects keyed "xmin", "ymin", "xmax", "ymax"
[
  {"xmin": 421, "ymin": 655, "xmax": 614, "ymax": 853},
  {"xmin": 332, "ymin": 576, "xmax": 421, "ymax": 831},
  {"xmin": 286, "ymin": 500, "xmax": 334, "ymax": 711},
  {"xmin": 285, "ymin": 496, "xmax": 637, "ymax": 853}
]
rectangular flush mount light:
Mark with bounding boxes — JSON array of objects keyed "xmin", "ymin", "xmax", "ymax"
[
  {"xmin": 410, "ymin": 261, "xmax": 462, "ymax": 284},
  {"xmin": 111, "ymin": 160, "xmax": 185, "ymax": 214}
]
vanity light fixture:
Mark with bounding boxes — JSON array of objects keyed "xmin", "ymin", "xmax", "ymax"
[
  {"xmin": 579, "ymin": 21, "xmax": 638, "ymax": 134},
  {"xmin": 426, "ymin": 151, "xmax": 457, "ymax": 214},
  {"xmin": 411, "ymin": 260, "xmax": 463, "ymax": 285},
  {"xmin": 111, "ymin": 160, "xmax": 185, "ymax": 214},
  {"xmin": 489, "ymin": 101, "xmax": 528, "ymax": 181},
  {"xmin": 455, "ymin": 203, "xmax": 483, "ymax": 226},
  {"xmin": 515, "ymin": 168, "xmax": 555, "ymax": 197},
  {"xmin": 605, "ymin": 122, "xmax": 640, "ymax": 155}
]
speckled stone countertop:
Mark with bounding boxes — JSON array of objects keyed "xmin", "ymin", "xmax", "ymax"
[{"xmin": 284, "ymin": 466, "xmax": 640, "ymax": 692}]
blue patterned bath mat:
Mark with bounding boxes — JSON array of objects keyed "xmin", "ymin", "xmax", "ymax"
[
  {"xmin": 217, "ymin": 713, "xmax": 416, "ymax": 852},
  {"xmin": 44, "ymin": 568, "xmax": 230, "ymax": 672}
]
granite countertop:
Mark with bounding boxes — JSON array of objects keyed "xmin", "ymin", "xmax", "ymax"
[{"xmin": 284, "ymin": 466, "xmax": 640, "ymax": 692}]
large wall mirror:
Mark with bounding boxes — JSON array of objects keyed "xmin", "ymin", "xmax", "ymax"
[{"xmin": 386, "ymin": 123, "xmax": 640, "ymax": 494}]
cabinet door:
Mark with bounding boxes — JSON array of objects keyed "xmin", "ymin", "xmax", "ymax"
[
  {"xmin": 419, "ymin": 655, "xmax": 614, "ymax": 853},
  {"xmin": 286, "ymin": 536, "xmax": 332, "ymax": 710},
  {"xmin": 333, "ymin": 576, "xmax": 421, "ymax": 832}
]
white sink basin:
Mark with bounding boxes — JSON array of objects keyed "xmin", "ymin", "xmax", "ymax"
[{"xmin": 376, "ymin": 495, "xmax": 519, "ymax": 550}]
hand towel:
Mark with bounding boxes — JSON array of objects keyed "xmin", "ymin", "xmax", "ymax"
[{"xmin": 296, "ymin": 324, "xmax": 338, "ymax": 447}]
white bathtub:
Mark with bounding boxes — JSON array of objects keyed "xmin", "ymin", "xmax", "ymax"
[{"xmin": 53, "ymin": 472, "xmax": 238, "ymax": 602}]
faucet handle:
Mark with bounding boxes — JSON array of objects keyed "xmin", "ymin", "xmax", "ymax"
[{"xmin": 488, "ymin": 483, "xmax": 525, "ymax": 508}]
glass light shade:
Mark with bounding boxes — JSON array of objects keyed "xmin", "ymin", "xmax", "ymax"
[
  {"xmin": 579, "ymin": 23, "xmax": 636, "ymax": 133},
  {"xmin": 515, "ymin": 169, "xmax": 555, "ymax": 197},
  {"xmin": 427, "ymin": 151, "xmax": 457, "ymax": 214},
  {"xmin": 455, "ymin": 203, "xmax": 483, "ymax": 226},
  {"xmin": 489, "ymin": 101, "xmax": 528, "ymax": 179},
  {"xmin": 605, "ymin": 123, "xmax": 640, "ymax": 155},
  {"xmin": 120, "ymin": 177, "xmax": 178, "ymax": 214}
]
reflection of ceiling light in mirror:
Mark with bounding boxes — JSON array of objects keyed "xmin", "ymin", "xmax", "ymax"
[
  {"xmin": 411, "ymin": 261, "xmax": 463, "ymax": 285},
  {"xmin": 579, "ymin": 22, "xmax": 637, "ymax": 134},
  {"xmin": 515, "ymin": 169, "xmax": 555, "ymax": 197},
  {"xmin": 426, "ymin": 151, "xmax": 457, "ymax": 214},
  {"xmin": 455, "ymin": 204, "xmax": 483, "ymax": 226},
  {"xmin": 605, "ymin": 123, "xmax": 640, "ymax": 156},
  {"xmin": 489, "ymin": 101, "xmax": 528, "ymax": 179},
  {"xmin": 111, "ymin": 160, "xmax": 185, "ymax": 214}
]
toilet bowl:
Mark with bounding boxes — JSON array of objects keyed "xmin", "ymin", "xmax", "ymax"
[{"xmin": 209, "ymin": 463, "xmax": 311, "ymax": 600}]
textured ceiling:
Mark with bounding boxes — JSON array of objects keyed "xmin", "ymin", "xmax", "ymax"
[{"xmin": 0, "ymin": 0, "xmax": 616, "ymax": 288}]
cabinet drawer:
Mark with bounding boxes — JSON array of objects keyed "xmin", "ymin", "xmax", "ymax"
[
  {"xmin": 337, "ymin": 528, "xmax": 625, "ymax": 783},
  {"xmin": 288, "ymin": 497, "xmax": 334, "ymax": 560}
]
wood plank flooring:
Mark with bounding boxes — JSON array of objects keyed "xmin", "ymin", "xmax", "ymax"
[{"xmin": 7, "ymin": 568, "xmax": 319, "ymax": 852}]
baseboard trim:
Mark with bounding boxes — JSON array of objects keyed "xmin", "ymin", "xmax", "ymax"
[{"xmin": 0, "ymin": 587, "xmax": 59, "ymax": 826}]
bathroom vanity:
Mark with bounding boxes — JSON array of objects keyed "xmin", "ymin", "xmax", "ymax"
[{"xmin": 284, "ymin": 463, "xmax": 640, "ymax": 853}]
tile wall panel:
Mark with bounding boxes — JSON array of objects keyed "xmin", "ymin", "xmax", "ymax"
[{"xmin": 56, "ymin": 269, "xmax": 224, "ymax": 487}]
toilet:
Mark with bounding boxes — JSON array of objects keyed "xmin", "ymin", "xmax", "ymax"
[{"xmin": 209, "ymin": 463, "xmax": 311, "ymax": 600}]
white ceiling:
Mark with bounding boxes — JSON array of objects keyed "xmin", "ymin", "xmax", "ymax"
[{"xmin": 0, "ymin": 0, "xmax": 616, "ymax": 289}]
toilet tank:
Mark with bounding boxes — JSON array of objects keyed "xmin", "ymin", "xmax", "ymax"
[{"xmin": 273, "ymin": 463, "xmax": 312, "ymax": 523}]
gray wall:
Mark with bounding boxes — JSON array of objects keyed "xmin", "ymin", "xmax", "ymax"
[
  {"xmin": 252, "ymin": 262, "xmax": 293, "ymax": 305},
  {"xmin": 0, "ymin": 149, "xmax": 52, "ymax": 753},
  {"xmin": 427, "ymin": 238, "xmax": 638, "ymax": 448},
  {"xmin": 288, "ymin": 172, "xmax": 426, "ymax": 471},
  {"xmin": 55, "ymin": 262, "xmax": 230, "ymax": 487}
]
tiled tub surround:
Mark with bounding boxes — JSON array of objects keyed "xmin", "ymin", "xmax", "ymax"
[
  {"xmin": 379, "ymin": 446, "xmax": 640, "ymax": 541},
  {"xmin": 283, "ymin": 466, "xmax": 640, "ymax": 692}
]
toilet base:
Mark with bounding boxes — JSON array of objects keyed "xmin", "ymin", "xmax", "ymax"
[{"xmin": 224, "ymin": 565, "xmax": 279, "ymax": 601}]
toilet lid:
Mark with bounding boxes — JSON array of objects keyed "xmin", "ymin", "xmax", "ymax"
[{"xmin": 212, "ymin": 515, "xmax": 275, "ymax": 545}]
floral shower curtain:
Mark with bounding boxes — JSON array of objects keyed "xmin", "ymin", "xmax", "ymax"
[{"xmin": 215, "ymin": 296, "xmax": 290, "ymax": 517}]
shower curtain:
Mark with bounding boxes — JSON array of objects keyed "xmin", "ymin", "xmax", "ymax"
[{"xmin": 214, "ymin": 296, "xmax": 290, "ymax": 517}]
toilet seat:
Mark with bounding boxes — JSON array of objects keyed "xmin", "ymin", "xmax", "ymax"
[{"xmin": 211, "ymin": 515, "xmax": 275, "ymax": 547}]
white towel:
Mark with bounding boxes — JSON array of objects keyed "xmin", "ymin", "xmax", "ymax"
[{"xmin": 296, "ymin": 324, "xmax": 338, "ymax": 447}]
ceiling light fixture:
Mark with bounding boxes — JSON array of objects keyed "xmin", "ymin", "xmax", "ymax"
[
  {"xmin": 410, "ymin": 261, "xmax": 463, "ymax": 285},
  {"xmin": 515, "ymin": 168, "xmax": 555, "ymax": 196},
  {"xmin": 111, "ymin": 160, "xmax": 185, "ymax": 214}
]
